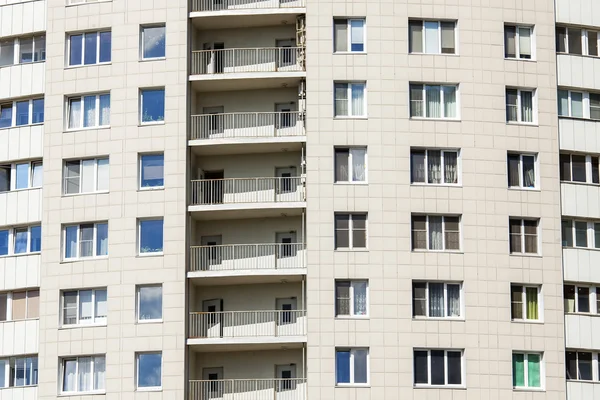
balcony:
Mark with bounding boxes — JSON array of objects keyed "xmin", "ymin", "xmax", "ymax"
[
  {"xmin": 0, "ymin": 125, "xmax": 44, "ymax": 162},
  {"xmin": 189, "ymin": 378, "xmax": 306, "ymax": 400},
  {"xmin": 0, "ymin": 188, "xmax": 42, "ymax": 226},
  {"xmin": 0, "ymin": 62, "xmax": 45, "ymax": 99},
  {"xmin": 190, "ymin": 47, "xmax": 305, "ymax": 91}
]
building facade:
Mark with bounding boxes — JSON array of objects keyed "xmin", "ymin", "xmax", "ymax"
[{"xmin": 0, "ymin": 0, "xmax": 598, "ymax": 398}]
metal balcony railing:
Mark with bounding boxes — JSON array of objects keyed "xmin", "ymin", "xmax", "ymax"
[
  {"xmin": 191, "ymin": 47, "xmax": 304, "ymax": 75},
  {"xmin": 189, "ymin": 310, "xmax": 306, "ymax": 338},
  {"xmin": 191, "ymin": 0, "xmax": 305, "ymax": 12},
  {"xmin": 190, "ymin": 177, "xmax": 304, "ymax": 205},
  {"xmin": 189, "ymin": 243, "xmax": 305, "ymax": 272},
  {"xmin": 190, "ymin": 111, "xmax": 304, "ymax": 140},
  {"xmin": 189, "ymin": 379, "xmax": 307, "ymax": 400}
]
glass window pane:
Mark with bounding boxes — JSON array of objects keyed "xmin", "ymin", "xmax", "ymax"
[
  {"xmin": 518, "ymin": 27, "xmax": 532, "ymax": 58},
  {"xmin": 527, "ymin": 354, "xmax": 541, "ymax": 388},
  {"xmin": 15, "ymin": 163, "xmax": 29, "ymax": 189},
  {"xmin": 430, "ymin": 350, "xmax": 445, "ymax": 385},
  {"xmin": 137, "ymin": 353, "xmax": 162, "ymax": 388},
  {"xmin": 33, "ymin": 36, "xmax": 45, "ymax": 62},
  {"xmin": 99, "ymin": 32, "xmax": 111, "ymax": 63},
  {"xmin": 78, "ymin": 290, "xmax": 93, "ymax": 322},
  {"xmin": 353, "ymin": 281, "xmax": 367, "ymax": 316},
  {"xmin": 350, "ymin": 20, "xmax": 364, "ymax": 52},
  {"xmin": 63, "ymin": 359, "xmax": 77, "ymax": 392},
  {"xmin": 95, "ymin": 289, "xmax": 107, "ymax": 320},
  {"xmin": 140, "ymin": 219, "xmax": 163, "ymax": 254},
  {"xmin": 83, "ymin": 96, "xmax": 97, "ymax": 128},
  {"xmin": 591, "ymin": 93, "xmax": 600, "ymax": 120},
  {"xmin": 428, "ymin": 216, "xmax": 443, "ymax": 250},
  {"xmin": 560, "ymin": 154, "xmax": 571, "ymax": 181},
  {"xmin": 0, "ymin": 39, "xmax": 15, "ymax": 66},
  {"xmin": 526, "ymin": 287, "xmax": 539, "ymax": 319},
  {"xmin": 65, "ymin": 161, "xmax": 81, "ymax": 194},
  {"xmin": 13, "ymin": 228, "xmax": 28, "ymax": 254},
  {"xmin": 506, "ymin": 89, "xmax": 518, "ymax": 121},
  {"xmin": 424, "ymin": 21, "xmax": 440, "ymax": 53},
  {"xmin": 69, "ymin": 35, "xmax": 83, "ymax": 66},
  {"xmin": 412, "ymin": 282, "xmax": 427, "ymax": 316},
  {"xmin": 578, "ymin": 287, "xmax": 590, "ymax": 312},
  {"xmin": 81, "ymin": 159, "xmax": 95, "ymax": 193},
  {"xmin": 96, "ymin": 158, "xmax": 109, "ymax": 191},
  {"xmin": 77, "ymin": 357, "xmax": 92, "ymax": 391},
  {"xmin": 447, "ymin": 351, "xmax": 462, "ymax": 384},
  {"xmin": 571, "ymin": 155, "xmax": 586, "ymax": 182},
  {"xmin": 142, "ymin": 26, "xmax": 166, "ymax": 59},
  {"xmin": 94, "ymin": 357, "xmax": 105, "ymax": 390},
  {"xmin": 575, "ymin": 221, "xmax": 588, "ymax": 247},
  {"xmin": 84, "ymin": 33, "xmax": 97, "ymax": 65},
  {"xmin": 505, "ymin": 26, "xmax": 516, "ymax": 57},
  {"xmin": 31, "ymin": 162, "xmax": 43, "ymax": 191},
  {"xmin": 141, "ymin": 89, "xmax": 165, "ymax": 123},
  {"xmin": 99, "ymin": 94, "xmax": 110, "ymax": 126},
  {"xmin": 335, "ymin": 281, "xmax": 350, "ymax": 316},
  {"xmin": 511, "ymin": 285, "xmax": 523, "ymax": 319},
  {"xmin": 0, "ymin": 230, "xmax": 7, "ymax": 256},
  {"xmin": 353, "ymin": 350, "xmax": 368, "ymax": 383},
  {"xmin": 32, "ymin": 99, "xmax": 44, "ymax": 124},
  {"xmin": 558, "ymin": 90, "xmax": 569, "ymax": 116},
  {"xmin": 409, "ymin": 20, "xmax": 423, "ymax": 53},
  {"xmin": 556, "ymin": 27, "xmax": 567, "ymax": 53},
  {"xmin": 334, "ymin": 19, "xmax": 348, "ymax": 52},
  {"xmin": 27, "ymin": 290, "xmax": 39, "ymax": 318},
  {"xmin": 139, "ymin": 286, "xmax": 162, "ymax": 320},
  {"xmin": 79, "ymin": 224, "xmax": 94, "ymax": 258},
  {"xmin": 65, "ymin": 226, "xmax": 78, "ymax": 258},
  {"xmin": 414, "ymin": 351, "xmax": 428, "ymax": 384},
  {"xmin": 568, "ymin": 28, "xmax": 582, "ymax": 54},
  {"xmin": 589, "ymin": 31, "xmax": 599, "ymax": 56},
  {"xmin": 19, "ymin": 38, "xmax": 33, "ymax": 63},
  {"xmin": 410, "ymin": 84, "xmax": 423, "ymax": 117},
  {"xmin": 15, "ymin": 101, "xmax": 29, "ymax": 126},
  {"xmin": 0, "ymin": 104, "xmax": 12, "ymax": 128},
  {"xmin": 566, "ymin": 351, "xmax": 577, "ymax": 380},
  {"xmin": 334, "ymin": 149, "xmax": 349, "ymax": 182},
  {"xmin": 578, "ymin": 352, "xmax": 593, "ymax": 380},
  {"xmin": 336, "ymin": 350, "xmax": 350, "ymax": 384},
  {"xmin": 571, "ymin": 92, "xmax": 584, "ymax": 118},
  {"xmin": 96, "ymin": 223, "xmax": 108, "ymax": 256},
  {"xmin": 68, "ymin": 98, "xmax": 82, "ymax": 129},
  {"xmin": 30, "ymin": 226, "xmax": 41, "ymax": 253},
  {"xmin": 141, "ymin": 154, "xmax": 164, "ymax": 187},
  {"xmin": 440, "ymin": 22, "xmax": 455, "ymax": 54},
  {"xmin": 513, "ymin": 353, "xmax": 525, "ymax": 387},
  {"xmin": 351, "ymin": 149, "xmax": 366, "ymax": 182},
  {"xmin": 520, "ymin": 90, "xmax": 534, "ymax": 122},
  {"xmin": 562, "ymin": 220, "xmax": 573, "ymax": 247},
  {"xmin": 411, "ymin": 150, "xmax": 426, "ymax": 183},
  {"xmin": 63, "ymin": 291, "xmax": 78, "ymax": 325}
]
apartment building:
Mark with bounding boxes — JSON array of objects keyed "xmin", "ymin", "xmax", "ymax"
[{"xmin": 0, "ymin": 0, "xmax": 599, "ymax": 398}]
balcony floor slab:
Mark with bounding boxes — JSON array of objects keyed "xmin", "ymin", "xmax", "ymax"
[
  {"xmin": 188, "ymin": 203, "xmax": 305, "ymax": 220},
  {"xmin": 187, "ymin": 337, "xmax": 306, "ymax": 351},
  {"xmin": 190, "ymin": 74, "xmax": 305, "ymax": 92},
  {"xmin": 189, "ymin": 136, "xmax": 305, "ymax": 155},
  {"xmin": 187, "ymin": 269, "xmax": 306, "ymax": 285},
  {"xmin": 190, "ymin": 9, "xmax": 305, "ymax": 30}
]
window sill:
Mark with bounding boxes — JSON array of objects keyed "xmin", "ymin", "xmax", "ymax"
[
  {"xmin": 334, "ymin": 181, "xmax": 368, "ymax": 185},
  {"xmin": 139, "ymin": 121, "xmax": 165, "ymax": 127},
  {"xmin": 561, "ymin": 180, "xmax": 600, "ymax": 187},
  {"xmin": 66, "ymin": 0, "xmax": 111, "ymax": 6},
  {"xmin": 136, "ymin": 387, "xmax": 162, "ymax": 392},
  {"xmin": 333, "ymin": 116, "xmax": 368, "ymax": 120},
  {"xmin": 506, "ymin": 122, "xmax": 539, "ymax": 127},
  {"xmin": 334, "ymin": 248, "xmax": 369, "ymax": 252},
  {"xmin": 335, "ymin": 315, "xmax": 369, "ymax": 320},
  {"xmin": 567, "ymin": 379, "xmax": 599, "ymax": 384},
  {"xmin": 511, "ymin": 319, "xmax": 544, "ymax": 324},
  {"xmin": 509, "ymin": 253, "xmax": 542, "ymax": 258},
  {"xmin": 0, "ymin": 122, "xmax": 44, "ymax": 131},
  {"xmin": 65, "ymin": 62, "xmax": 111, "ymax": 70},
  {"xmin": 557, "ymin": 52, "xmax": 600, "ymax": 61},
  {"xmin": 137, "ymin": 252, "xmax": 164, "ymax": 257},
  {"xmin": 412, "ymin": 317, "xmax": 465, "ymax": 322},
  {"xmin": 559, "ymin": 115, "xmax": 599, "ymax": 122},
  {"xmin": 64, "ymin": 126, "xmax": 110, "ymax": 134},
  {"xmin": 137, "ymin": 319, "xmax": 163, "ymax": 324},
  {"xmin": 0, "ymin": 318, "xmax": 39, "ymax": 324},
  {"xmin": 59, "ymin": 323, "xmax": 107, "ymax": 330},
  {"xmin": 513, "ymin": 387, "xmax": 544, "ymax": 392},
  {"xmin": 0, "ymin": 384, "xmax": 38, "ymax": 390},
  {"xmin": 59, "ymin": 391, "xmax": 106, "ymax": 397},
  {"xmin": 411, "ymin": 183, "xmax": 462, "ymax": 188},
  {"xmin": 507, "ymin": 186, "xmax": 540, "ymax": 191},
  {"xmin": 140, "ymin": 57, "xmax": 166, "ymax": 62},
  {"xmin": 414, "ymin": 385, "xmax": 466, "ymax": 390},
  {"xmin": 505, "ymin": 57, "xmax": 536, "ymax": 62},
  {"xmin": 410, "ymin": 117, "xmax": 461, "ymax": 122},
  {"xmin": 409, "ymin": 52, "xmax": 459, "ymax": 56},
  {"xmin": 0, "ymin": 252, "xmax": 41, "ymax": 260},
  {"xmin": 332, "ymin": 51, "xmax": 367, "ymax": 55},
  {"xmin": 335, "ymin": 384, "xmax": 370, "ymax": 388},
  {"xmin": 61, "ymin": 256, "xmax": 109, "ymax": 263},
  {"xmin": 62, "ymin": 191, "xmax": 110, "ymax": 197},
  {"xmin": 412, "ymin": 249, "xmax": 463, "ymax": 254},
  {"xmin": 138, "ymin": 186, "xmax": 165, "ymax": 192}
]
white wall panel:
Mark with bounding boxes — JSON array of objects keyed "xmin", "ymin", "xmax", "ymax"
[
  {"xmin": 0, "ymin": 320, "xmax": 38, "ymax": 356},
  {"xmin": 0, "ymin": 189, "xmax": 41, "ymax": 227},
  {"xmin": 561, "ymin": 183, "xmax": 600, "ymax": 218},
  {"xmin": 0, "ymin": 387, "xmax": 37, "ymax": 400},
  {"xmin": 567, "ymin": 381, "xmax": 600, "ymax": 400},
  {"xmin": 0, "ymin": 63, "xmax": 45, "ymax": 100},
  {"xmin": 565, "ymin": 314, "xmax": 600, "ymax": 349},
  {"xmin": 563, "ymin": 248, "xmax": 600, "ymax": 283},
  {"xmin": 0, "ymin": 255, "xmax": 40, "ymax": 290},
  {"xmin": 558, "ymin": 54, "xmax": 600, "ymax": 91},
  {"xmin": 0, "ymin": 126, "xmax": 43, "ymax": 163},
  {"xmin": 556, "ymin": 0, "xmax": 600, "ymax": 27},
  {"xmin": 559, "ymin": 118, "xmax": 600, "ymax": 154},
  {"xmin": 0, "ymin": 0, "xmax": 46, "ymax": 38}
]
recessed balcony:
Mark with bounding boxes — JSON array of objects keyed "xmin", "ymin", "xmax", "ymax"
[{"xmin": 189, "ymin": 378, "xmax": 307, "ymax": 400}]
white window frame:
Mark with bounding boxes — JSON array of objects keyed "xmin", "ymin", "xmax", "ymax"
[
  {"xmin": 139, "ymin": 88, "xmax": 166, "ymax": 125},
  {"xmin": 138, "ymin": 218, "xmax": 164, "ymax": 256},
  {"xmin": 412, "ymin": 281, "xmax": 464, "ymax": 319},
  {"xmin": 334, "ymin": 280, "xmax": 369, "ymax": 318},
  {"xmin": 138, "ymin": 153, "xmax": 165, "ymax": 190},
  {"xmin": 411, "ymin": 214, "xmax": 462, "ymax": 251},
  {"xmin": 562, "ymin": 219, "xmax": 600, "ymax": 249},
  {"xmin": 136, "ymin": 352, "xmax": 163, "ymax": 391},
  {"xmin": 564, "ymin": 284, "xmax": 600, "ymax": 314},
  {"xmin": 413, "ymin": 349, "xmax": 465, "ymax": 387},
  {"xmin": 507, "ymin": 153, "xmax": 538, "ymax": 189},
  {"xmin": 66, "ymin": 31, "xmax": 111, "ymax": 67},
  {"xmin": 409, "ymin": 20, "xmax": 457, "ymax": 55},
  {"xmin": 333, "ymin": 82, "xmax": 367, "ymax": 118},
  {"xmin": 66, "ymin": 93, "xmax": 110, "ymax": 130},
  {"xmin": 136, "ymin": 285, "xmax": 163, "ymax": 323},
  {"xmin": 0, "ymin": 98, "xmax": 44, "ymax": 129},
  {"xmin": 508, "ymin": 218, "xmax": 540, "ymax": 255},
  {"xmin": 63, "ymin": 157, "xmax": 109, "ymax": 195},
  {"xmin": 0, "ymin": 160, "xmax": 43, "ymax": 191},
  {"xmin": 561, "ymin": 153, "xmax": 600, "ymax": 184},
  {"xmin": 410, "ymin": 148, "xmax": 461, "ymax": 185},
  {"xmin": 506, "ymin": 88, "xmax": 537, "ymax": 124},
  {"xmin": 510, "ymin": 284, "xmax": 543, "ymax": 322},
  {"xmin": 512, "ymin": 352, "xmax": 544, "ymax": 390},
  {"xmin": 504, "ymin": 25, "xmax": 535, "ymax": 60},
  {"xmin": 140, "ymin": 24, "xmax": 167, "ymax": 61},
  {"xmin": 409, "ymin": 83, "xmax": 460, "ymax": 120},
  {"xmin": 333, "ymin": 18, "xmax": 366, "ymax": 53},
  {"xmin": 334, "ymin": 147, "xmax": 368, "ymax": 184},
  {"xmin": 335, "ymin": 348, "xmax": 369, "ymax": 386},
  {"xmin": 59, "ymin": 355, "xmax": 106, "ymax": 394},
  {"xmin": 0, "ymin": 225, "xmax": 41, "ymax": 257},
  {"xmin": 62, "ymin": 222, "xmax": 108, "ymax": 260},
  {"xmin": 60, "ymin": 288, "xmax": 107, "ymax": 327},
  {"xmin": 334, "ymin": 213, "xmax": 368, "ymax": 250},
  {"xmin": 557, "ymin": 26, "xmax": 600, "ymax": 56}
]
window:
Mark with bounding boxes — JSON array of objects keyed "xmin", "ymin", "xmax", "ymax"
[
  {"xmin": 506, "ymin": 88, "xmax": 536, "ymax": 123},
  {"xmin": 61, "ymin": 289, "xmax": 107, "ymax": 326},
  {"xmin": 136, "ymin": 352, "xmax": 162, "ymax": 390},
  {"xmin": 560, "ymin": 153, "xmax": 600, "ymax": 184},
  {"xmin": 509, "ymin": 219, "xmax": 539, "ymax": 254},
  {"xmin": 566, "ymin": 351, "xmax": 594, "ymax": 381},
  {"xmin": 513, "ymin": 353, "xmax": 542, "ymax": 389},
  {"xmin": 504, "ymin": 25, "xmax": 533, "ymax": 59},
  {"xmin": 563, "ymin": 285, "xmax": 600, "ymax": 314},
  {"xmin": 334, "ymin": 148, "xmax": 366, "ymax": 183},
  {"xmin": 68, "ymin": 31, "xmax": 111, "ymax": 66},
  {"xmin": 0, "ymin": 98, "xmax": 44, "ymax": 128},
  {"xmin": 0, "ymin": 356, "xmax": 38, "ymax": 388},
  {"xmin": 0, "ymin": 290, "xmax": 39, "ymax": 321},
  {"xmin": 141, "ymin": 25, "xmax": 166, "ymax": 59},
  {"xmin": 0, "ymin": 35, "xmax": 45, "ymax": 67},
  {"xmin": 556, "ymin": 26, "xmax": 600, "ymax": 56},
  {"xmin": 67, "ymin": 93, "xmax": 110, "ymax": 129},
  {"xmin": 335, "ymin": 281, "xmax": 368, "ymax": 317},
  {"xmin": 334, "ymin": 82, "xmax": 366, "ymax": 117},
  {"xmin": 139, "ymin": 154, "xmax": 164, "ymax": 188},
  {"xmin": 63, "ymin": 222, "xmax": 108, "ymax": 260},
  {"xmin": 411, "ymin": 149, "xmax": 459, "ymax": 184},
  {"xmin": 507, "ymin": 153, "xmax": 537, "ymax": 189},
  {"xmin": 0, "ymin": 161, "xmax": 43, "ymax": 192},
  {"xmin": 412, "ymin": 281, "xmax": 462, "ymax": 318},
  {"xmin": 335, "ymin": 348, "xmax": 368, "ymax": 385},
  {"xmin": 138, "ymin": 219, "xmax": 164, "ymax": 255},
  {"xmin": 61, "ymin": 356, "xmax": 105, "ymax": 393},
  {"xmin": 558, "ymin": 89, "xmax": 600, "ymax": 120},
  {"xmin": 413, "ymin": 349, "xmax": 463, "ymax": 386},
  {"xmin": 63, "ymin": 158, "xmax": 109, "ymax": 195},
  {"xmin": 409, "ymin": 84, "xmax": 458, "ymax": 119},
  {"xmin": 409, "ymin": 20, "xmax": 456, "ymax": 54},
  {"xmin": 411, "ymin": 215, "xmax": 460, "ymax": 251},
  {"xmin": 137, "ymin": 285, "xmax": 162, "ymax": 322},
  {"xmin": 334, "ymin": 213, "xmax": 366, "ymax": 249},
  {"xmin": 333, "ymin": 18, "xmax": 365, "ymax": 53},
  {"xmin": 140, "ymin": 88, "xmax": 165, "ymax": 124},
  {"xmin": 511, "ymin": 284, "xmax": 541, "ymax": 321},
  {"xmin": 561, "ymin": 219, "xmax": 600, "ymax": 249},
  {"xmin": 0, "ymin": 225, "xmax": 41, "ymax": 256}
]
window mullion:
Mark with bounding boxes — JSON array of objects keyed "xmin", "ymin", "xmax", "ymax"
[
  {"xmin": 349, "ymin": 351, "xmax": 354, "ymax": 383},
  {"xmin": 349, "ymin": 284, "xmax": 354, "ymax": 316},
  {"xmin": 517, "ymin": 90, "xmax": 522, "ymax": 122},
  {"xmin": 79, "ymin": 97, "xmax": 84, "ymax": 128},
  {"xmin": 427, "ymin": 351, "xmax": 432, "ymax": 384},
  {"xmin": 441, "ymin": 217, "xmax": 446, "ymax": 250},
  {"xmin": 425, "ymin": 216, "xmax": 430, "ymax": 250},
  {"xmin": 347, "ymin": 85, "xmax": 352, "ymax": 117},
  {"xmin": 437, "ymin": 22, "xmax": 442, "ymax": 53},
  {"xmin": 348, "ymin": 151, "xmax": 353, "ymax": 181},
  {"xmin": 515, "ymin": 29, "xmax": 520, "ymax": 58},
  {"xmin": 522, "ymin": 286, "xmax": 527, "ymax": 319},
  {"xmin": 521, "ymin": 220, "xmax": 525, "ymax": 254},
  {"xmin": 444, "ymin": 351, "xmax": 448, "ymax": 385},
  {"xmin": 81, "ymin": 34, "xmax": 85, "ymax": 65},
  {"xmin": 425, "ymin": 283, "xmax": 430, "ymax": 317},
  {"xmin": 424, "ymin": 151, "xmax": 429, "ymax": 183},
  {"xmin": 96, "ymin": 32, "xmax": 100, "ymax": 64},
  {"xmin": 524, "ymin": 353, "xmax": 529, "ymax": 387},
  {"xmin": 440, "ymin": 86, "xmax": 445, "ymax": 118},
  {"xmin": 423, "ymin": 87, "xmax": 427, "ymax": 116},
  {"xmin": 95, "ymin": 95, "xmax": 100, "ymax": 127}
]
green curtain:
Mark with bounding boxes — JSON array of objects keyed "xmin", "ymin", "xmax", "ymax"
[
  {"xmin": 526, "ymin": 288, "xmax": 538, "ymax": 319},
  {"xmin": 513, "ymin": 354, "xmax": 525, "ymax": 387},
  {"xmin": 528, "ymin": 354, "xmax": 541, "ymax": 388}
]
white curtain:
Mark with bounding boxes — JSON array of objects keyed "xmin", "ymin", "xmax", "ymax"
[
  {"xmin": 351, "ymin": 84, "xmax": 365, "ymax": 116},
  {"xmin": 447, "ymin": 285, "xmax": 460, "ymax": 317},
  {"xmin": 353, "ymin": 282, "xmax": 367, "ymax": 315},
  {"xmin": 83, "ymin": 96, "xmax": 96, "ymax": 128},
  {"xmin": 428, "ymin": 283, "xmax": 444, "ymax": 317},
  {"xmin": 99, "ymin": 94, "xmax": 110, "ymax": 126},
  {"xmin": 411, "ymin": 151, "xmax": 425, "ymax": 182},
  {"xmin": 69, "ymin": 99, "xmax": 82, "ymax": 129},
  {"xmin": 351, "ymin": 149, "xmax": 366, "ymax": 181},
  {"xmin": 520, "ymin": 91, "xmax": 533, "ymax": 122},
  {"xmin": 424, "ymin": 21, "xmax": 439, "ymax": 53},
  {"xmin": 427, "ymin": 151, "xmax": 442, "ymax": 184},
  {"xmin": 522, "ymin": 156, "xmax": 535, "ymax": 187},
  {"xmin": 65, "ymin": 226, "xmax": 78, "ymax": 258},
  {"xmin": 63, "ymin": 360, "xmax": 77, "ymax": 392},
  {"xmin": 426, "ymin": 86, "xmax": 441, "ymax": 118},
  {"xmin": 78, "ymin": 357, "xmax": 92, "ymax": 392},
  {"xmin": 93, "ymin": 357, "xmax": 105, "ymax": 390},
  {"xmin": 81, "ymin": 159, "xmax": 95, "ymax": 193},
  {"xmin": 79, "ymin": 290, "xmax": 92, "ymax": 323},
  {"xmin": 443, "ymin": 86, "xmax": 456, "ymax": 118},
  {"xmin": 444, "ymin": 152, "xmax": 458, "ymax": 183},
  {"xmin": 428, "ymin": 216, "xmax": 443, "ymax": 250}
]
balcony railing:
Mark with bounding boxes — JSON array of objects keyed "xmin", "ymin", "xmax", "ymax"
[
  {"xmin": 189, "ymin": 243, "xmax": 305, "ymax": 272},
  {"xmin": 190, "ymin": 177, "xmax": 304, "ymax": 205},
  {"xmin": 191, "ymin": 0, "xmax": 305, "ymax": 12},
  {"xmin": 189, "ymin": 310, "xmax": 306, "ymax": 339},
  {"xmin": 189, "ymin": 379, "xmax": 306, "ymax": 400},
  {"xmin": 190, "ymin": 112, "xmax": 304, "ymax": 140},
  {"xmin": 191, "ymin": 47, "xmax": 304, "ymax": 75}
]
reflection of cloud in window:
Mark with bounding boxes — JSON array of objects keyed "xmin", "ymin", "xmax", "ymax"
[
  {"xmin": 140, "ymin": 286, "xmax": 162, "ymax": 320},
  {"xmin": 144, "ymin": 27, "xmax": 165, "ymax": 58},
  {"xmin": 139, "ymin": 353, "xmax": 162, "ymax": 387}
]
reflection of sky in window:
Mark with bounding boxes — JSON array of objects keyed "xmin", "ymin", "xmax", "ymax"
[
  {"xmin": 141, "ymin": 89, "xmax": 165, "ymax": 123},
  {"xmin": 138, "ymin": 353, "xmax": 162, "ymax": 388},
  {"xmin": 14, "ymin": 229, "xmax": 28, "ymax": 254},
  {"xmin": 143, "ymin": 27, "xmax": 166, "ymax": 59},
  {"xmin": 69, "ymin": 35, "xmax": 82, "ymax": 66},
  {"xmin": 336, "ymin": 351, "xmax": 350, "ymax": 383},
  {"xmin": 139, "ymin": 286, "xmax": 162, "ymax": 320},
  {"xmin": 140, "ymin": 219, "xmax": 163, "ymax": 253},
  {"xmin": 32, "ymin": 99, "xmax": 44, "ymax": 124},
  {"xmin": 30, "ymin": 226, "xmax": 41, "ymax": 252},
  {"xmin": 64, "ymin": 226, "xmax": 78, "ymax": 258},
  {"xmin": 0, "ymin": 230, "xmax": 7, "ymax": 255},
  {"xmin": 16, "ymin": 101, "xmax": 29, "ymax": 126},
  {"xmin": 84, "ymin": 33, "xmax": 97, "ymax": 65},
  {"xmin": 99, "ymin": 32, "xmax": 111, "ymax": 63},
  {"xmin": 141, "ymin": 154, "xmax": 164, "ymax": 187},
  {"xmin": 0, "ymin": 105, "xmax": 12, "ymax": 128},
  {"xmin": 15, "ymin": 163, "xmax": 29, "ymax": 189}
]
